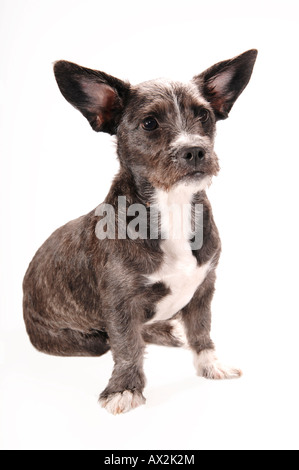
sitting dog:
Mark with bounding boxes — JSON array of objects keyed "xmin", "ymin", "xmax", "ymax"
[{"xmin": 23, "ymin": 50, "xmax": 257, "ymax": 414}]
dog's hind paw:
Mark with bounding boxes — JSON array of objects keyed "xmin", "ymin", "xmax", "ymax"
[
  {"xmin": 99, "ymin": 390, "xmax": 146, "ymax": 415},
  {"xmin": 194, "ymin": 349, "xmax": 242, "ymax": 380}
]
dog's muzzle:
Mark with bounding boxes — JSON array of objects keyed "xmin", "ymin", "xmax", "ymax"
[{"xmin": 177, "ymin": 146, "xmax": 206, "ymax": 172}]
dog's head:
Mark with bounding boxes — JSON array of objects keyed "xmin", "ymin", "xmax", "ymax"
[{"xmin": 54, "ymin": 50, "xmax": 257, "ymax": 191}]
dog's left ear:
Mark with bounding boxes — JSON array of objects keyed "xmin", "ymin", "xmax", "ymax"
[
  {"xmin": 54, "ymin": 61, "xmax": 130, "ymax": 134},
  {"xmin": 193, "ymin": 49, "xmax": 258, "ymax": 120}
]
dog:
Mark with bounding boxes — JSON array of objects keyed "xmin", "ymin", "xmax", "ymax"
[{"xmin": 23, "ymin": 50, "xmax": 257, "ymax": 414}]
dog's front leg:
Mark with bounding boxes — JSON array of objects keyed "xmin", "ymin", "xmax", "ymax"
[
  {"xmin": 99, "ymin": 314, "xmax": 146, "ymax": 415},
  {"xmin": 182, "ymin": 271, "xmax": 242, "ymax": 380}
]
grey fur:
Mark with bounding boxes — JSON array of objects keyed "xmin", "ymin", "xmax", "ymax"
[{"xmin": 23, "ymin": 50, "xmax": 257, "ymax": 413}]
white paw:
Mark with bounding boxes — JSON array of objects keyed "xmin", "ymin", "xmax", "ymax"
[
  {"xmin": 99, "ymin": 390, "xmax": 146, "ymax": 415},
  {"xmin": 170, "ymin": 317, "xmax": 190, "ymax": 349},
  {"xmin": 194, "ymin": 349, "xmax": 242, "ymax": 380}
]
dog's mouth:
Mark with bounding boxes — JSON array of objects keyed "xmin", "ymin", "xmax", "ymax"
[
  {"xmin": 178, "ymin": 170, "xmax": 214, "ymax": 190},
  {"xmin": 184, "ymin": 170, "xmax": 206, "ymax": 180},
  {"xmin": 190, "ymin": 171, "xmax": 205, "ymax": 176}
]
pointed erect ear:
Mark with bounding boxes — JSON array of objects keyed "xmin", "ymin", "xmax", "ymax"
[
  {"xmin": 193, "ymin": 49, "xmax": 258, "ymax": 120},
  {"xmin": 53, "ymin": 61, "xmax": 130, "ymax": 134}
]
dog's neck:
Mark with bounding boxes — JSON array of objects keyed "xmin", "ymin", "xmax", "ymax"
[
  {"xmin": 105, "ymin": 165, "xmax": 211, "ymax": 208},
  {"xmin": 105, "ymin": 166, "xmax": 154, "ymax": 207}
]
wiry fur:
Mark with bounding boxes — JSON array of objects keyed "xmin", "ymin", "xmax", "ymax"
[{"xmin": 23, "ymin": 50, "xmax": 257, "ymax": 414}]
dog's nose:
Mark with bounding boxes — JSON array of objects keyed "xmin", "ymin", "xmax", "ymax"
[{"xmin": 180, "ymin": 147, "xmax": 206, "ymax": 167}]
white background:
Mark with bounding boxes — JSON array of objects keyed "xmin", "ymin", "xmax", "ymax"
[{"xmin": 1, "ymin": 0, "xmax": 299, "ymax": 450}]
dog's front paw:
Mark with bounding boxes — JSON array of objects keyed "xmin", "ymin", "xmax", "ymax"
[
  {"xmin": 194, "ymin": 349, "xmax": 242, "ymax": 380},
  {"xmin": 99, "ymin": 390, "xmax": 146, "ymax": 415}
]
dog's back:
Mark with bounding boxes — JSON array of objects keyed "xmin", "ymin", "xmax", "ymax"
[{"xmin": 23, "ymin": 212, "xmax": 110, "ymax": 356}]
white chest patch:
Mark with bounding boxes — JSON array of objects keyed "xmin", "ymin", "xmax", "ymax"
[{"xmin": 147, "ymin": 182, "xmax": 212, "ymax": 324}]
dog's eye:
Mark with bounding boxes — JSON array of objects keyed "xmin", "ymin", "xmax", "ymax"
[
  {"xmin": 142, "ymin": 117, "xmax": 159, "ymax": 131},
  {"xmin": 195, "ymin": 108, "xmax": 210, "ymax": 123}
]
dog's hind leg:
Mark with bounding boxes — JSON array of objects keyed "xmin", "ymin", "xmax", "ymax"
[
  {"xmin": 142, "ymin": 316, "xmax": 189, "ymax": 348},
  {"xmin": 25, "ymin": 320, "xmax": 110, "ymax": 357}
]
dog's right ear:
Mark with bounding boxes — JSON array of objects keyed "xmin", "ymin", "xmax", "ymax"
[{"xmin": 54, "ymin": 61, "xmax": 130, "ymax": 135}]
